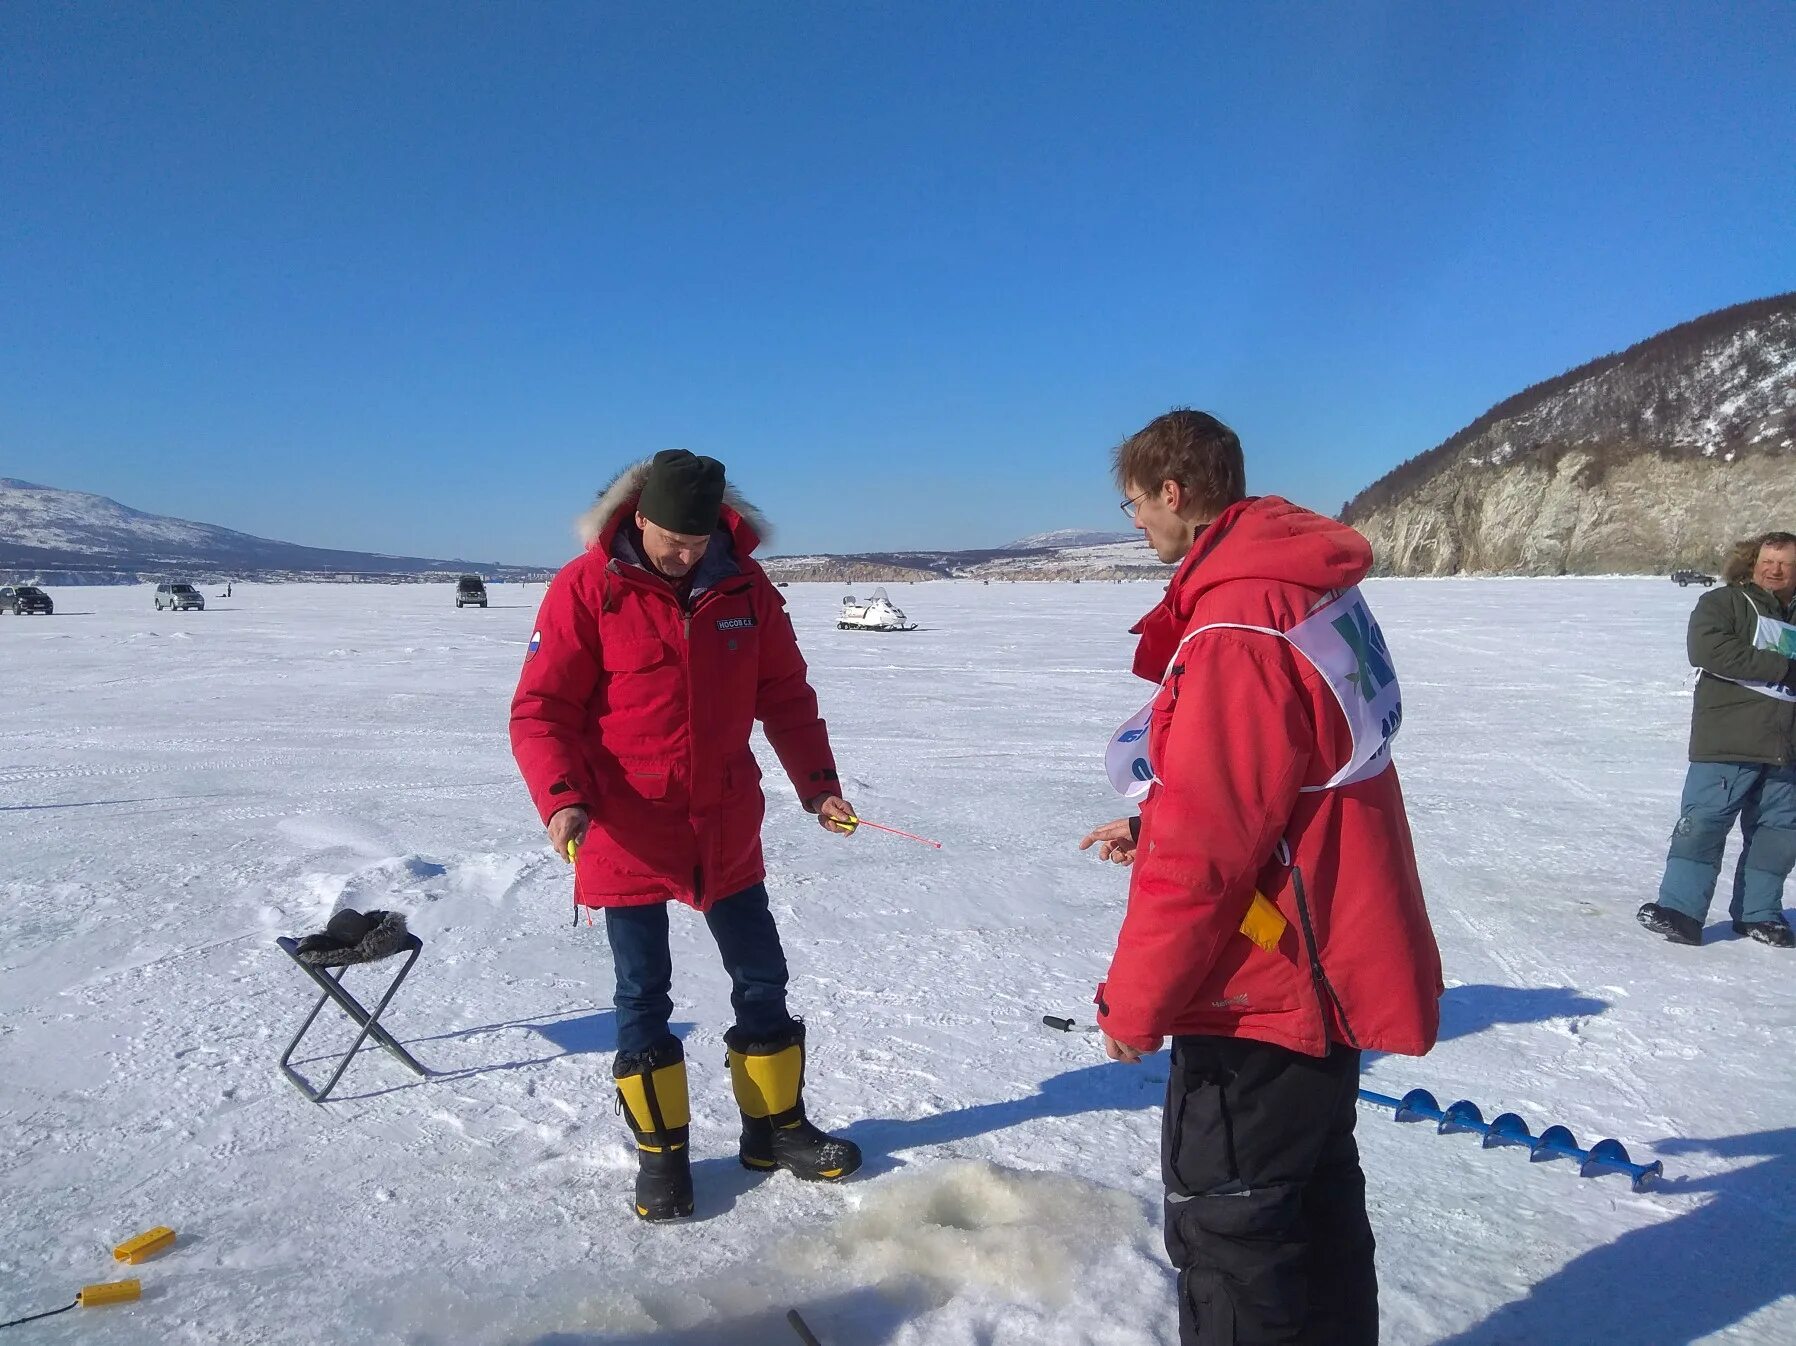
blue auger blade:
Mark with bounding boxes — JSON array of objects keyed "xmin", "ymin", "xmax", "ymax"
[
  {"xmin": 1582, "ymin": 1138, "xmax": 1664, "ymax": 1192},
  {"xmin": 1483, "ymin": 1112, "xmax": 1534, "ymax": 1151},
  {"xmin": 1530, "ymin": 1124, "xmax": 1583, "ymax": 1165},
  {"xmin": 1394, "ymin": 1088, "xmax": 1443, "ymax": 1124},
  {"xmin": 1440, "ymin": 1099, "xmax": 1486, "ymax": 1137},
  {"xmin": 1360, "ymin": 1087, "xmax": 1666, "ymax": 1191}
]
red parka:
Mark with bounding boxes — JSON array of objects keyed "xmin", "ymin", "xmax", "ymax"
[
  {"xmin": 1097, "ymin": 497, "xmax": 1443, "ymax": 1057},
  {"xmin": 510, "ymin": 466, "xmax": 838, "ymax": 911}
]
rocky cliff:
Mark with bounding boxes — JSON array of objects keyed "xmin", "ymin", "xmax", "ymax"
[{"xmin": 1343, "ymin": 293, "xmax": 1796, "ymax": 575}]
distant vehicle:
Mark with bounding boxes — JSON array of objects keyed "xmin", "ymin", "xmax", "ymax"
[
  {"xmin": 838, "ymin": 588, "xmax": 917, "ymax": 632},
  {"xmin": 155, "ymin": 582, "xmax": 205, "ymax": 611},
  {"xmin": 1, "ymin": 584, "xmax": 53, "ymax": 615},
  {"xmin": 1671, "ymin": 569, "xmax": 1717, "ymax": 588},
  {"xmin": 456, "ymin": 575, "xmax": 488, "ymax": 608}
]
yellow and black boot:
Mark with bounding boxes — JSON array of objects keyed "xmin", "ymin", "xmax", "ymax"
[
  {"xmin": 725, "ymin": 1022, "xmax": 862, "ymax": 1182},
  {"xmin": 613, "ymin": 1039, "xmax": 694, "ymax": 1221}
]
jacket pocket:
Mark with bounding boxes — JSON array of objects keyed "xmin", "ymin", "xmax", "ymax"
[
  {"xmin": 1153, "ymin": 674, "xmax": 1182, "ymax": 715},
  {"xmin": 723, "ymin": 749, "xmax": 764, "ymax": 793},
  {"xmin": 623, "ymin": 769, "xmax": 670, "ymax": 800},
  {"xmin": 1164, "ymin": 1044, "xmax": 1237, "ymax": 1198},
  {"xmin": 1146, "ymin": 678, "xmax": 1182, "ymax": 780},
  {"xmin": 601, "ymin": 637, "xmax": 666, "ymax": 673}
]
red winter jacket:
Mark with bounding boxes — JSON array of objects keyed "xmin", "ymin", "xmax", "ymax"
[
  {"xmin": 1097, "ymin": 497, "xmax": 1442, "ymax": 1057},
  {"xmin": 510, "ymin": 466, "xmax": 838, "ymax": 911}
]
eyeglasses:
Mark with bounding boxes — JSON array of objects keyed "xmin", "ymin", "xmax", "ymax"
[{"xmin": 1120, "ymin": 489, "xmax": 1151, "ymax": 519}]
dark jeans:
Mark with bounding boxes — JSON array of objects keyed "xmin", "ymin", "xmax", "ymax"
[
  {"xmin": 604, "ymin": 882, "xmax": 794, "ymax": 1054},
  {"xmin": 1163, "ymin": 1036, "xmax": 1376, "ymax": 1345}
]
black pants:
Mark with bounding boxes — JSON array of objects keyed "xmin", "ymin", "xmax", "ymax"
[{"xmin": 1163, "ymin": 1036, "xmax": 1377, "ymax": 1345}]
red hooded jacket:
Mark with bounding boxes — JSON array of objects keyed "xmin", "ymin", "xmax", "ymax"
[
  {"xmin": 510, "ymin": 467, "xmax": 837, "ymax": 911},
  {"xmin": 1097, "ymin": 497, "xmax": 1442, "ymax": 1057}
]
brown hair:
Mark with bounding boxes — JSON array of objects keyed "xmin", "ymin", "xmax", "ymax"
[
  {"xmin": 1113, "ymin": 409, "xmax": 1246, "ymax": 516},
  {"xmin": 1723, "ymin": 531, "xmax": 1796, "ymax": 586}
]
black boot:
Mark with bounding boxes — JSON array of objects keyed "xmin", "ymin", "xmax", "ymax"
[
  {"xmin": 1733, "ymin": 915, "xmax": 1795, "ymax": 947},
  {"xmin": 614, "ymin": 1038, "xmax": 694, "ymax": 1221},
  {"xmin": 1637, "ymin": 903, "xmax": 1702, "ymax": 945},
  {"xmin": 725, "ymin": 1022, "xmax": 862, "ymax": 1182}
]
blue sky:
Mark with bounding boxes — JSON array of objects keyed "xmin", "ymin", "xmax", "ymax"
[{"xmin": 3, "ymin": 2, "xmax": 1792, "ymax": 566}]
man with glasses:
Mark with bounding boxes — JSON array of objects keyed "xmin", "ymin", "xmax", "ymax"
[
  {"xmin": 1079, "ymin": 409, "xmax": 1442, "ymax": 1345},
  {"xmin": 511, "ymin": 450, "xmax": 863, "ymax": 1222}
]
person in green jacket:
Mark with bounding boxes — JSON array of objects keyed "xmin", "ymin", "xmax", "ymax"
[{"xmin": 1640, "ymin": 531, "xmax": 1796, "ymax": 947}]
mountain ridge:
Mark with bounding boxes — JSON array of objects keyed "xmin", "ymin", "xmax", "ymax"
[
  {"xmin": 0, "ymin": 478, "xmax": 554, "ymax": 584},
  {"xmin": 1343, "ymin": 292, "xmax": 1796, "ymax": 575}
]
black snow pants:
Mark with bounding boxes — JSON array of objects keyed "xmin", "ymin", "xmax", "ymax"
[{"xmin": 1162, "ymin": 1035, "xmax": 1377, "ymax": 1345}]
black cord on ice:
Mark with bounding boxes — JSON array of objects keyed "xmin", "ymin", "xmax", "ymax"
[{"xmin": 0, "ymin": 1298, "xmax": 77, "ymax": 1329}]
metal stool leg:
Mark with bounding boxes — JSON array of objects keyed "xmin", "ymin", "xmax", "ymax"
[{"xmin": 276, "ymin": 935, "xmax": 428, "ymax": 1102}]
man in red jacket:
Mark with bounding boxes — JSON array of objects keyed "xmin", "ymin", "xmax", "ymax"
[
  {"xmin": 1080, "ymin": 410, "xmax": 1442, "ymax": 1344},
  {"xmin": 511, "ymin": 449, "xmax": 862, "ymax": 1222}
]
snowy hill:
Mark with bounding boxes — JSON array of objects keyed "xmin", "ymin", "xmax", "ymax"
[
  {"xmin": 1345, "ymin": 293, "xmax": 1796, "ymax": 574},
  {"xmin": 0, "ymin": 478, "xmax": 552, "ymax": 583},
  {"xmin": 1003, "ymin": 529, "xmax": 1138, "ymax": 550},
  {"xmin": 763, "ymin": 536, "xmax": 1159, "ymax": 583},
  {"xmin": 968, "ymin": 536, "xmax": 1158, "ymax": 579}
]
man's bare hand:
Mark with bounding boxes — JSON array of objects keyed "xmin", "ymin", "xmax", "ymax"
[
  {"xmin": 548, "ymin": 806, "xmax": 589, "ymax": 859},
  {"xmin": 1079, "ymin": 818, "xmax": 1138, "ymax": 865},
  {"xmin": 1102, "ymin": 1030, "xmax": 1164, "ymax": 1063},
  {"xmin": 812, "ymin": 794, "xmax": 857, "ymax": 835}
]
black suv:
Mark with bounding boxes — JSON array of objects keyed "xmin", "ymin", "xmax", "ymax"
[
  {"xmin": 455, "ymin": 575, "xmax": 488, "ymax": 608},
  {"xmin": 1671, "ymin": 569, "xmax": 1717, "ymax": 588},
  {"xmin": 1, "ymin": 585, "xmax": 53, "ymax": 615}
]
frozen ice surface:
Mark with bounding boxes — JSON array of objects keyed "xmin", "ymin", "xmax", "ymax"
[{"xmin": 2, "ymin": 578, "xmax": 1791, "ymax": 1343}]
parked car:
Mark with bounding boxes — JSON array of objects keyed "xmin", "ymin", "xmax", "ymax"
[
  {"xmin": 155, "ymin": 582, "xmax": 206, "ymax": 611},
  {"xmin": 455, "ymin": 575, "xmax": 488, "ymax": 608},
  {"xmin": 1671, "ymin": 569, "xmax": 1717, "ymax": 588},
  {"xmin": 0, "ymin": 584, "xmax": 53, "ymax": 615}
]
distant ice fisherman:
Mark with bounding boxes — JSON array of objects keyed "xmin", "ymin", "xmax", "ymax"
[{"xmin": 1639, "ymin": 530, "xmax": 1796, "ymax": 948}]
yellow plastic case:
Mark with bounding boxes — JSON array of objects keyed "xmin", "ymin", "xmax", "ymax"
[
  {"xmin": 113, "ymin": 1226, "xmax": 177, "ymax": 1264},
  {"xmin": 79, "ymin": 1279, "xmax": 142, "ymax": 1307}
]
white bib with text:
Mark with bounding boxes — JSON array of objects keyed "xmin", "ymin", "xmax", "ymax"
[
  {"xmin": 1717, "ymin": 601, "xmax": 1796, "ymax": 703},
  {"xmin": 1105, "ymin": 587, "xmax": 1403, "ymax": 800}
]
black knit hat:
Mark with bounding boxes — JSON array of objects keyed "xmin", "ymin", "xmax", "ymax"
[{"xmin": 638, "ymin": 449, "xmax": 727, "ymax": 536}]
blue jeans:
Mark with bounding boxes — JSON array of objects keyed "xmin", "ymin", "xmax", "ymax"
[
  {"xmin": 1657, "ymin": 762, "xmax": 1796, "ymax": 925},
  {"xmin": 603, "ymin": 882, "xmax": 794, "ymax": 1055}
]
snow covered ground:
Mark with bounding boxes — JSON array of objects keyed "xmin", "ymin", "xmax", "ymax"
[{"xmin": 2, "ymin": 578, "xmax": 1792, "ymax": 1345}]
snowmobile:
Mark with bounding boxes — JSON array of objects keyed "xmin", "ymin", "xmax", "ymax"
[{"xmin": 837, "ymin": 588, "xmax": 917, "ymax": 631}]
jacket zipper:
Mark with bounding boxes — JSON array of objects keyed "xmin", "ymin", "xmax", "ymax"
[
  {"xmin": 1290, "ymin": 863, "xmax": 1362, "ymax": 1050},
  {"xmin": 614, "ymin": 571, "xmax": 754, "ymax": 909},
  {"xmin": 678, "ymin": 596, "xmax": 697, "ymax": 904},
  {"xmin": 675, "ymin": 581, "xmax": 745, "ymax": 908}
]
